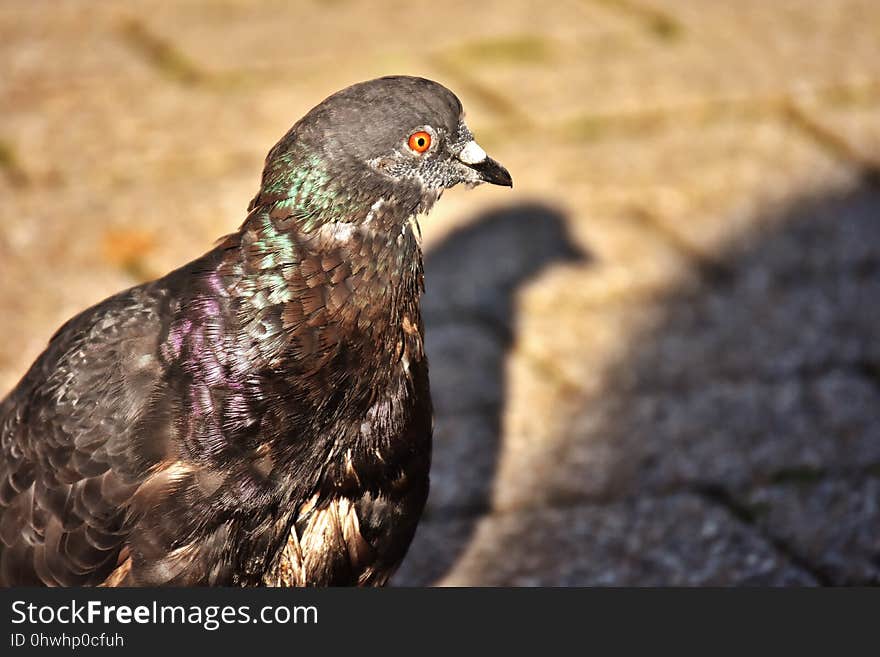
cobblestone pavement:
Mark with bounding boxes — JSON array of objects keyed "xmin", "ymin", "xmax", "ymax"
[{"xmin": 1, "ymin": 1, "xmax": 878, "ymax": 585}]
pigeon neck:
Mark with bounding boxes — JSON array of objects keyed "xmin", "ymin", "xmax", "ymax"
[
  {"xmin": 230, "ymin": 195, "xmax": 425, "ymax": 362},
  {"xmin": 251, "ymin": 147, "xmax": 435, "ymax": 233},
  {"xmin": 229, "ymin": 150, "xmax": 428, "ymax": 366}
]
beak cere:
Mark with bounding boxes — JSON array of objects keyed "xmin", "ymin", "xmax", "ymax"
[{"xmin": 458, "ymin": 140, "xmax": 513, "ymax": 187}]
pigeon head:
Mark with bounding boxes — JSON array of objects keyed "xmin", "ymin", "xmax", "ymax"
[{"xmin": 256, "ymin": 76, "xmax": 512, "ymax": 225}]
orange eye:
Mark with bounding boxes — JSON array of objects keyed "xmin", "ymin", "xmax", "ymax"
[{"xmin": 407, "ymin": 131, "xmax": 431, "ymax": 153}]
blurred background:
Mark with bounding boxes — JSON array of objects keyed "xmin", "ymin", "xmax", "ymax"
[{"xmin": 1, "ymin": 0, "xmax": 879, "ymax": 585}]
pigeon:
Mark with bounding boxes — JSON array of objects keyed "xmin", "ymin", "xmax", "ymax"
[{"xmin": 0, "ymin": 76, "xmax": 512, "ymax": 586}]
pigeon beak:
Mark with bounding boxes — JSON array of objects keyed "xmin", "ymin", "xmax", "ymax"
[{"xmin": 457, "ymin": 140, "xmax": 513, "ymax": 187}]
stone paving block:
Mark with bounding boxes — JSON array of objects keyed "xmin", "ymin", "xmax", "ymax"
[
  {"xmin": 557, "ymin": 118, "xmax": 854, "ymax": 256},
  {"xmin": 0, "ymin": 75, "xmax": 277, "ymax": 191},
  {"xmin": 580, "ymin": 271, "xmax": 880, "ymax": 394},
  {"xmin": 0, "ymin": 1, "xmax": 151, "ymax": 93},
  {"xmin": 396, "ymin": 493, "xmax": 816, "ymax": 586},
  {"xmin": 472, "ymin": 0, "xmax": 880, "ymax": 123},
  {"xmin": 633, "ymin": 265, "xmax": 880, "ymax": 385},
  {"xmin": 492, "ymin": 369, "xmax": 880, "ymax": 510},
  {"xmin": 490, "ymin": 356, "xmax": 620, "ymax": 508},
  {"xmin": 744, "ymin": 478, "xmax": 880, "ymax": 585},
  {"xmin": 793, "ymin": 102, "xmax": 880, "ymax": 169},
  {"xmin": 514, "ymin": 180, "xmax": 880, "ymax": 396},
  {"xmin": 137, "ymin": 0, "xmax": 634, "ymax": 86},
  {"xmin": 627, "ymin": 373, "xmax": 880, "ymax": 490},
  {"xmin": 642, "ymin": 0, "xmax": 880, "ymax": 89}
]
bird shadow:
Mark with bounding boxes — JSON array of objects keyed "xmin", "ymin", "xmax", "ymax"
[
  {"xmin": 393, "ymin": 202, "xmax": 591, "ymax": 585},
  {"xmin": 394, "ymin": 177, "xmax": 880, "ymax": 586}
]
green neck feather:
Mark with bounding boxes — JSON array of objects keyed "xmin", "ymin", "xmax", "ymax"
[{"xmin": 257, "ymin": 147, "xmax": 368, "ymax": 233}]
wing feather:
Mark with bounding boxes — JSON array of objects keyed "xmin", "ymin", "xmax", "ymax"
[{"xmin": 0, "ymin": 285, "xmax": 171, "ymax": 586}]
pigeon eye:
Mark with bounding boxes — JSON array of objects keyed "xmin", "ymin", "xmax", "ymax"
[{"xmin": 407, "ymin": 131, "xmax": 431, "ymax": 153}]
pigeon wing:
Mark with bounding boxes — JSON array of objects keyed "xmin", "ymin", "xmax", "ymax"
[{"xmin": 0, "ymin": 284, "xmax": 175, "ymax": 586}]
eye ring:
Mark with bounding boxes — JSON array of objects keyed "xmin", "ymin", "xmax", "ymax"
[{"xmin": 407, "ymin": 131, "xmax": 432, "ymax": 154}]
